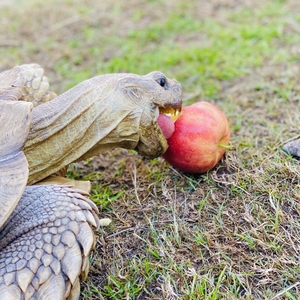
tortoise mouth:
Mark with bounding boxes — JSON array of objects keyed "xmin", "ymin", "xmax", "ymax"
[
  {"xmin": 135, "ymin": 96, "xmax": 182, "ymax": 158},
  {"xmin": 159, "ymin": 107, "xmax": 181, "ymax": 121},
  {"xmin": 157, "ymin": 106, "xmax": 182, "ymax": 141}
]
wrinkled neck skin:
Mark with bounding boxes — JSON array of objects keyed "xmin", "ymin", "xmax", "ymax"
[{"xmin": 24, "ymin": 74, "xmax": 147, "ymax": 185}]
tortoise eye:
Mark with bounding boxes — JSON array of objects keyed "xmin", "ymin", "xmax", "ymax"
[{"xmin": 157, "ymin": 77, "xmax": 168, "ymax": 89}]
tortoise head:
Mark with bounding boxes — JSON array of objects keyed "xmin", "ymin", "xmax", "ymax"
[{"xmin": 116, "ymin": 71, "xmax": 182, "ymax": 158}]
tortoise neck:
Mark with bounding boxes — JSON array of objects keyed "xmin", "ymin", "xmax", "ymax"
[{"xmin": 24, "ymin": 76, "xmax": 141, "ymax": 185}]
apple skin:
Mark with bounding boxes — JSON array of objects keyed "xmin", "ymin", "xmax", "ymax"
[{"xmin": 162, "ymin": 101, "xmax": 230, "ymax": 173}]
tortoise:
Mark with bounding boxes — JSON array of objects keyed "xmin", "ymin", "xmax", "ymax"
[{"xmin": 0, "ymin": 64, "xmax": 182, "ymax": 299}]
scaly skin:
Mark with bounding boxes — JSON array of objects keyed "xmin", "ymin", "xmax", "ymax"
[
  {"xmin": 0, "ymin": 185, "xmax": 98, "ymax": 300},
  {"xmin": 0, "ymin": 64, "xmax": 182, "ymax": 300}
]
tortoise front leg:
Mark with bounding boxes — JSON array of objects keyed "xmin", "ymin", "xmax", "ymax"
[
  {"xmin": 282, "ymin": 139, "xmax": 300, "ymax": 159},
  {"xmin": 0, "ymin": 185, "xmax": 99, "ymax": 300},
  {"xmin": 0, "ymin": 64, "xmax": 57, "ymax": 106},
  {"xmin": 19, "ymin": 64, "xmax": 57, "ymax": 106}
]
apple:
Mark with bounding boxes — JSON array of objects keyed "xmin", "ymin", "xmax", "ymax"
[{"xmin": 161, "ymin": 101, "xmax": 230, "ymax": 173}]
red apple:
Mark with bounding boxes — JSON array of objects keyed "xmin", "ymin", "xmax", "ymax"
[{"xmin": 162, "ymin": 101, "xmax": 230, "ymax": 173}]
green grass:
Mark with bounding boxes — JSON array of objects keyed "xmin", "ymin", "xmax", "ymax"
[
  {"xmin": 2, "ymin": 0, "xmax": 300, "ymax": 299},
  {"xmin": 51, "ymin": 0, "xmax": 300, "ymax": 96},
  {"xmin": 2, "ymin": 0, "xmax": 299, "ymax": 96}
]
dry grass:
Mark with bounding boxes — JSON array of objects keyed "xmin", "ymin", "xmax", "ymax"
[{"xmin": 2, "ymin": 0, "xmax": 300, "ymax": 299}]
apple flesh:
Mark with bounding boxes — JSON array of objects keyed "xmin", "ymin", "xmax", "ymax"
[{"xmin": 161, "ymin": 101, "xmax": 230, "ymax": 173}]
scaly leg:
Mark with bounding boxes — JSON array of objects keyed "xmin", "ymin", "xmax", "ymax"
[
  {"xmin": 0, "ymin": 185, "xmax": 99, "ymax": 300},
  {"xmin": 0, "ymin": 64, "xmax": 57, "ymax": 106}
]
